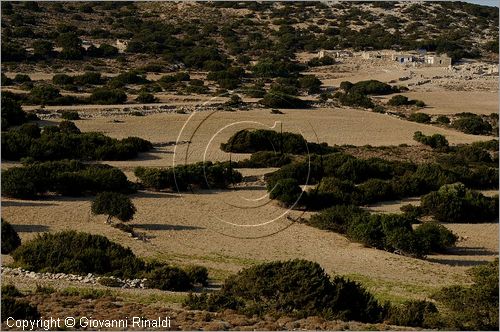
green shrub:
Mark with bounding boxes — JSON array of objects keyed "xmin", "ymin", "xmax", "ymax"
[
  {"xmin": 52, "ymin": 74, "xmax": 74, "ymax": 85},
  {"xmin": 387, "ymin": 95, "xmax": 412, "ymax": 106},
  {"xmin": 1, "ymin": 298, "xmax": 40, "ymax": 322},
  {"xmin": 144, "ymin": 265, "xmax": 192, "ymax": 291},
  {"xmin": 60, "ymin": 110, "xmax": 80, "ymax": 120},
  {"xmin": 336, "ymin": 91, "xmax": 375, "ymax": 109},
  {"xmin": 387, "ymin": 300, "xmax": 440, "ymax": 328},
  {"xmin": 2, "ymin": 284, "xmax": 23, "ymax": 298},
  {"xmin": 89, "ymin": 87, "xmax": 127, "ymax": 104},
  {"xmin": 298, "ymin": 75, "xmax": 322, "ymax": 94},
  {"xmin": 74, "ymin": 72, "xmax": 103, "ymax": 85},
  {"xmin": 1, "ymin": 219, "xmax": 21, "ymax": 254},
  {"xmin": 436, "ymin": 115, "xmax": 451, "ymax": 124},
  {"xmin": 307, "ymin": 205, "xmax": 368, "ymax": 233},
  {"xmin": 184, "ymin": 260, "xmax": 384, "ymax": 322},
  {"xmin": 2, "ymin": 161, "xmax": 132, "ymax": 199},
  {"xmin": 91, "ymin": 192, "xmax": 136, "ymax": 223},
  {"xmin": 1, "ymin": 95, "xmax": 28, "ymax": 130},
  {"xmin": 413, "ymin": 131, "xmax": 449, "ymax": 150},
  {"xmin": 452, "ymin": 115, "xmax": 493, "ymax": 135},
  {"xmin": 2, "ymin": 123, "xmax": 152, "ymax": 161},
  {"xmin": 343, "ymin": 80, "xmax": 398, "ymax": 95},
  {"xmin": 12, "ymin": 231, "xmax": 145, "ymax": 278},
  {"xmin": 421, "ymin": 182, "xmax": 498, "ymax": 222},
  {"xmin": 414, "ymin": 222, "xmax": 458, "ymax": 253},
  {"xmin": 268, "ymin": 178, "xmax": 302, "ymax": 206},
  {"xmin": 135, "ymin": 92, "xmax": 157, "ymax": 103},
  {"xmin": 433, "ymin": 259, "xmax": 498, "ymax": 330},
  {"xmin": 408, "ymin": 113, "xmax": 431, "ymax": 123},
  {"xmin": 14, "ymin": 74, "xmax": 32, "ymax": 83},
  {"xmin": 134, "ymin": 162, "xmax": 242, "ymax": 191},
  {"xmin": 260, "ymin": 92, "xmax": 308, "ymax": 109},
  {"xmin": 185, "ymin": 265, "xmax": 209, "ymax": 286}
]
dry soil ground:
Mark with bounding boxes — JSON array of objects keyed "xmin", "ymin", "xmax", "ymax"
[{"xmin": 1, "ymin": 55, "xmax": 498, "ymax": 313}]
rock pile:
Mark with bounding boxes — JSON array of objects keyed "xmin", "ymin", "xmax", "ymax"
[{"xmin": 1, "ymin": 266, "xmax": 147, "ymax": 289}]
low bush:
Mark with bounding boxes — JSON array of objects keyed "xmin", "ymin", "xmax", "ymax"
[
  {"xmin": 413, "ymin": 131, "xmax": 449, "ymax": 150},
  {"xmin": 336, "ymin": 91, "xmax": 375, "ymax": 109},
  {"xmin": 387, "ymin": 300, "xmax": 440, "ymax": 328},
  {"xmin": 144, "ymin": 265, "xmax": 192, "ymax": 291},
  {"xmin": 221, "ymin": 129, "xmax": 335, "ymax": 155},
  {"xmin": 307, "ymin": 205, "xmax": 367, "ymax": 233},
  {"xmin": 420, "ymin": 182, "xmax": 498, "ymax": 222},
  {"xmin": 88, "ymin": 87, "xmax": 127, "ymax": 104},
  {"xmin": 134, "ymin": 162, "xmax": 242, "ymax": 191},
  {"xmin": 2, "ymin": 284, "xmax": 23, "ymax": 298},
  {"xmin": 452, "ymin": 114, "xmax": 493, "ymax": 135},
  {"xmin": 414, "ymin": 222, "xmax": 458, "ymax": 253},
  {"xmin": 2, "ymin": 122, "xmax": 153, "ymax": 161},
  {"xmin": 2, "ymin": 160, "xmax": 132, "ymax": 199},
  {"xmin": 267, "ymin": 178, "xmax": 302, "ymax": 207},
  {"xmin": 306, "ymin": 206, "xmax": 455, "ymax": 258},
  {"xmin": 260, "ymin": 92, "xmax": 308, "ymax": 108},
  {"xmin": 387, "ymin": 95, "xmax": 412, "ymax": 106},
  {"xmin": 11, "ymin": 231, "xmax": 145, "ymax": 278},
  {"xmin": 185, "ymin": 265, "xmax": 209, "ymax": 286},
  {"xmin": 408, "ymin": 113, "xmax": 431, "ymax": 123},
  {"xmin": 1, "ymin": 219, "xmax": 21, "ymax": 254},
  {"xmin": 1, "ymin": 95, "xmax": 29, "ymax": 130},
  {"xmin": 433, "ymin": 259, "xmax": 498, "ymax": 330},
  {"xmin": 135, "ymin": 92, "xmax": 158, "ymax": 103},
  {"xmin": 343, "ymin": 80, "xmax": 399, "ymax": 95},
  {"xmin": 60, "ymin": 110, "xmax": 80, "ymax": 120},
  {"xmin": 184, "ymin": 259, "xmax": 384, "ymax": 322},
  {"xmin": 1, "ymin": 298, "xmax": 40, "ymax": 321},
  {"xmin": 436, "ymin": 115, "xmax": 451, "ymax": 124}
]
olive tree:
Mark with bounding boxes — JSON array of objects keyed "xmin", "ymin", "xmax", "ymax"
[{"xmin": 91, "ymin": 192, "xmax": 136, "ymax": 224}]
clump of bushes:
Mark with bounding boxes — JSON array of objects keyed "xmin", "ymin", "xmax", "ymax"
[
  {"xmin": 88, "ymin": 87, "xmax": 127, "ymax": 104},
  {"xmin": 433, "ymin": 259, "xmax": 498, "ymax": 330},
  {"xmin": 135, "ymin": 92, "xmax": 158, "ymax": 103},
  {"xmin": 11, "ymin": 231, "xmax": 145, "ymax": 278},
  {"xmin": 2, "ymin": 122, "xmax": 153, "ymax": 161},
  {"xmin": 342, "ymin": 80, "xmax": 399, "ymax": 95},
  {"xmin": 386, "ymin": 300, "xmax": 439, "ymax": 328},
  {"xmin": 184, "ymin": 259, "xmax": 384, "ymax": 322},
  {"xmin": 420, "ymin": 182, "xmax": 498, "ymax": 222},
  {"xmin": 335, "ymin": 91, "xmax": 375, "ymax": 109},
  {"xmin": 1, "ymin": 219, "xmax": 21, "ymax": 254},
  {"xmin": 387, "ymin": 95, "xmax": 425, "ymax": 107},
  {"xmin": 10, "ymin": 231, "xmax": 210, "ymax": 292},
  {"xmin": 1, "ymin": 95, "xmax": 30, "ymax": 130},
  {"xmin": 134, "ymin": 161, "xmax": 242, "ymax": 191},
  {"xmin": 144, "ymin": 265, "xmax": 192, "ymax": 291},
  {"xmin": 259, "ymin": 92, "xmax": 308, "ymax": 109},
  {"xmin": 2, "ymin": 160, "xmax": 132, "ymax": 199},
  {"xmin": 1, "ymin": 285, "xmax": 40, "ymax": 322},
  {"xmin": 221, "ymin": 129, "xmax": 336, "ymax": 155},
  {"xmin": 408, "ymin": 112, "xmax": 431, "ymax": 123},
  {"xmin": 60, "ymin": 110, "xmax": 80, "ymax": 120},
  {"xmin": 413, "ymin": 131, "xmax": 449, "ymax": 150},
  {"xmin": 452, "ymin": 113, "xmax": 493, "ymax": 135},
  {"xmin": 306, "ymin": 205, "xmax": 457, "ymax": 257}
]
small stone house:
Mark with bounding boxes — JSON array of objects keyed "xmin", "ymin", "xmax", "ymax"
[
  {"xmin": 116, "ymin": 39, "xmax": 129, "ymax": 53},
  {"xmin": 425, "ymin": 54, "xmax": 452, "ymax": 67},
  {"xmin": 392, "ymin": 54, "xmax": 415, "ymax": 63}
]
